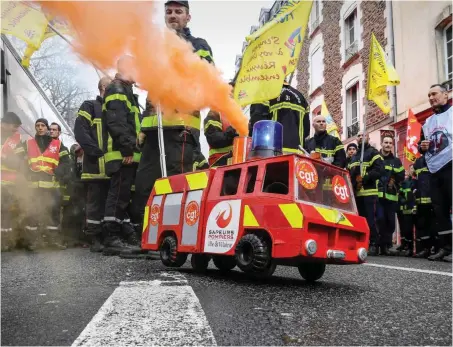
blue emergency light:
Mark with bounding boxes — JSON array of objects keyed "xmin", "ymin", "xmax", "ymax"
[{"xmin": 249, "ymin": 120, "xmax": 283, "ymax": 159}]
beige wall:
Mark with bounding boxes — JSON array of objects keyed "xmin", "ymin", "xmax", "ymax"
[{"xmin": 392, "ymin": 1, "xmax": 451, "ymax": 119}]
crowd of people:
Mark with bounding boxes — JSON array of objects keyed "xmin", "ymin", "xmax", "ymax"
[{"xmin": 1, "ymin": 1, "xmax": 451, "ymax": 262}]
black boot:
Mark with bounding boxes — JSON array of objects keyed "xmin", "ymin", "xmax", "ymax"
[
  {"xmin": 47, "ymin": 230, "xmax": 67, "ymax": 250},
  {"xmin": 414, "ymin": 249, "xmax": 430, "ymax": 258},
  {"xmin": 428, "ymin": 248, "xmax": 451, "ymax": 261},
  {"xmin": 102, "ymin": 222, "xmax": 140, "ymax": 256},
  {"xmin": 90, "ymin": 234, "xmax": 104, "ymax": 253},
  {"xmin": 368, "ymin": 245, "xmax": 379, "ymax": 256}
]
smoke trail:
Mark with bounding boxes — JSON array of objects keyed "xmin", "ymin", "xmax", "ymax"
[{"xmin": 38, "ymin": 1, "xmax": 248, "ymax": 136}]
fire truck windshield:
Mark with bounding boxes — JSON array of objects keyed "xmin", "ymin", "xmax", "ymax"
[{"xmin": 295, "ymin": 157, "xmax": 357, "ymax": 214}]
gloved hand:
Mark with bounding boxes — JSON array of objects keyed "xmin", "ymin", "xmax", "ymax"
[
  {"xmin": 356, "ymin": 175, "xmax": 363, "ymax": 191},
  {"xmin": 310, "ymin": 151, "xmax": 321, "ymax": 160},
  {"xmin": 226, "ymin": 126, "xmax": 239, "ymax": 138},
  {"xmin": 387, "ymin": 177, "xmax": 395, "ymax": 190}
]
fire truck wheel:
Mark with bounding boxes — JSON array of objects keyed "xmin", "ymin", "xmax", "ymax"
[
  {"xmin": 213, "ymin": 256, "xmax": 236, "ymax": 272},
  {"xmin": 160, "ymin": 235, "xmax": 187, "ymax": 267},
  {"xmin": 191, "ymin": 254, "xmax": 210, "ymax": 272},
  {"xmin": 252, "ymin": 260, "xmax": 277, "ymax": 278},
  {"xmin": 298, "ymin": 262, "xmax": 326, "ymax": 282},
  {"xmin": 235, "ymin": 233, "xmax": 270, "ymax": 273}
]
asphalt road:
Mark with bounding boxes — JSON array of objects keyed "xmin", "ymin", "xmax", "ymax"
[{"xmin": 2, "ymin": 248, "xmax": 452, "ymax": 346}]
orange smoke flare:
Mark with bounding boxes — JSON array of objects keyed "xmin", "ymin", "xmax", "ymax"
[{"xmin": 38, "ymin": 1, "xmax": 248, "ymax": 136}]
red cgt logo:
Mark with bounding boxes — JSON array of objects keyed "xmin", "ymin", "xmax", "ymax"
[
  {"xmin": 216, "ymin": 203, "xmax": 233, "ymax": 228},
  {"xmin": 332, "ymin": 175, "xmax": 350, "ymax": 203}
]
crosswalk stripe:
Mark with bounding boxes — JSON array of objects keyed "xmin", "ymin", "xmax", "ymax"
[
  {"xmin": 363, "ymin": 263, "xmax": 452, "ymax": 277},
  {"xmin": 72, "ymin": 273, "xmax": 217, "ymax": 346}
]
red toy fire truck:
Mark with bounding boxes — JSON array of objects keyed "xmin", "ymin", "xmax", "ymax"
[{"xmin": 141, "ymin": 121, "xmax": 369, "ymax": 282}]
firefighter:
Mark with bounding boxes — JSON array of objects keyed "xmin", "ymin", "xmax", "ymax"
[
  {"xmin": 397, "ymin": 170, "xmax": 417, "ymax": 256},
  {"xmin": 376, "ymin": 135, "xmax": 404, "ymax": 255},
  {"xmin": 50, "ymin": 122, "xmax": 61, "ymax": 140},
  {"xmin": 348, "ymin": 131, "xmax": 383, "ymax": 256},
  {"xmin": 413, "ymin": 155, "xmax": 437, "ymax": 258},
  {"xmin": 249, "ymin": 81, "xmax": 310, "ymax": 153},
  {"xmin": 204, "ymin": 81, "xmax": 239, "ymax": 168},
  {"xmin": 131, "ymin": 0, "xmax": 215, "ymax": 230},
  {"xmin": 74, "ymin": 76, "xmax": 112, "ymax": 252},
  {"xmin": 102, "ymin": 56, "xmax": 142, "ymax": 256},
  {"xmin": 346, "ymin": 143, "xmax": 357, "ymax": 166},
  {"xmin": 419, "ymin": 84, "xmax": 452, "ymax": 262},
  {"xmin": 1, "ymin": 112, "xmax": 25, "ymax": 251},
  {"xmin": 304, "ymin": 115, "xmax": 346, "ymax": 168},
  {"xmin": 24, "ymin": 118, "xmax": 70, "ymax": 250}
]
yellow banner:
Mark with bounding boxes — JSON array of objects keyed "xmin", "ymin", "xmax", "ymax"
[
  {"xmin": 1, "ymin": 1, "xmax": 48, "ymax": 49},
  {"xmin": 234, "ymin": 0, "xmax": 312, "ymax": 107},
  {"xmin": 366, "ymin": 33, "xmax": 400, "ymax": 114},
  {"xmin": 321, "ymin": 100, "xmax": 340, "ymax": 139}
]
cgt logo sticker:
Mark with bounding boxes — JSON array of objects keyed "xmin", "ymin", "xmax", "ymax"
[
  {"xmin": 185, "ymin": 201, "xmax": 200, "ymax": 226},
  {"xmin": 149, "ymin": 204, "xmax": 160, "ymax": 226},
  {"xmin": 332, "ymin": 175, "xmax": 350, "ymax": 203},
  {"xmin": 296, "ymin": 159, "xmax": 318, "ymax": 190}
]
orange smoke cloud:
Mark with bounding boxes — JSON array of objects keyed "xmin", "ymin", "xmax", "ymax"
[{"xmin": 38, "ymin": 1, "xmax": 248, "ymax": 136}]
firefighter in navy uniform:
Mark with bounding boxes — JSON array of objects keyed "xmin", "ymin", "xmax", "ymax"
[
  {"xmin": 376, "ymin": 135, "xmax": 405, "ymax": 255},
  {"xmin": 24, "ymin": 118, "xmax": 70, "ymax": 250},
  {"xmin": 348, "ymin": 131, "xmax": 383, "ymax": 256},
  {"xmin": 249, "ymin": 81, "xmax": 310, "ymax": 153},
  {"xmin": 346, "ymin": 143, "xmax": 357, "ymax": 166},
  {"xmin": 1, "ymin": 112, "xmax": 25, "ymax": 251},
  {"xmin": 102, "ymin": 57, "xmax": 142, "ymax": 256},
  {"xmin": 204, "ymin": 81, "xmax": 238, "ymax": 168},
  {"xmin": 74, "ymin": 76, "xmax": 112, "ymax": 252},
  {"xmin": 304, "ymin": 115, "xmax": 346, "ymax": 168},
  {"xmin": 398, "ymin": 170, "xmax": 417, "ymax": 256},
  {"xmin": 131, "ymin": 0, "xmax": 215, "ymax": 230},
  {"xmin": 413, "ymin": 155, "xmax": 437, "ymax": 258}
]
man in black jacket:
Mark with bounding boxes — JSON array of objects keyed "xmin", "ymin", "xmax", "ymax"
[
  {"xmin": 131, "ymin": 0, "xmax": 214, "ymax": 231},
  {"xmin": 304, "ymin": 115, "xmax": 346, "ymax": 168},
  {"xmin": 348, "ymin": 131, "xmax": 383, "ymax": 255},
  {"xmin": 376, "ymin": 135, "xmax": 404, "ymax": 255},
  {"xmin": 249, "ymin": 82, "xmax": 310, "ymax": 153},
  {"xmin": 74, "ymin": 76, "xmax": 112, "ymax": 252},
  {"xmin": 102, "ymin": 56, "xmax": 141, "ymax": 256}
]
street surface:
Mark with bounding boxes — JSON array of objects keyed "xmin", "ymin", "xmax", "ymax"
[{"xmin": 2, "ymin": 248, "xmax": 452, "ymax": 346}]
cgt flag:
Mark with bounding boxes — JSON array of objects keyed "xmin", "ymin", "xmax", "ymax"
[
  {"xmin": 366, "ymin": 33, "xmax": 400, "ymax": 114},
  {"xmin": 321, "ymin": 100, "xmax": 340, "ymax": 139},
  {"xmin": 404, "ymin": 108, "xmax": 421, "ymax": 163},
  {"xmin": 234, "ymin": 0, "xmax": 312, "ymax": 107}
]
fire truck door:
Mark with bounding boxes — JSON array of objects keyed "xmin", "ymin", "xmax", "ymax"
[
  {"xmin": 181, "ymin": 189, "xmax": 203, "ymax": 245},
  {"xmin": 162, "ymin": 193, "xmax": 183, "ymax": 224},
  {"xmin": 147, "ymin": 195, "xmax": 163, "ymax": 244}
]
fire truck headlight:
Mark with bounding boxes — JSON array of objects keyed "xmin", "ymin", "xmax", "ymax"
[
  {"xmin": 358, "ymin": 248, "xmax": 367, "ymax": 262},
  {"xmin": 305, "ymin": 239, "xmax": 317, "ymax": 255}
]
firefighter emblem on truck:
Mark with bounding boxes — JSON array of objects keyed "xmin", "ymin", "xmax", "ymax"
[
  {"xmin": 149, "ymin": 204, "xmax": 160, "ymax": 226},
  {"xmin": 296, "ymin": 159, "xmax": 318, "ymax": 190},
  {"xmin": 204, "ymin": 200, "xmax": 241, "ymax": 254},
  {"xmin": 332, "ymin": 175, "xmax": 350, "ymax": 204},
  {"xmin": 185, "ymin": 201, "xmax": 200, "ymax": 226}
]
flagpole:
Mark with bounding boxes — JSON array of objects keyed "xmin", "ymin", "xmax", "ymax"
[{"xmin": 156, "ymin": 104, "xmax": 167, "ymax": 178}]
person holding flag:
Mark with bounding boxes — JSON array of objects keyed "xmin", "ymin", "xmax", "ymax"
[{"xmin": 419, "ymin": 84, "xmax": 452, "ymax": 262}]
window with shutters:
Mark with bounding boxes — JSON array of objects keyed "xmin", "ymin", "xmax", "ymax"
[
  {"xmin": 344, "ymin": 9, "xmax": 358, "ymax": 61},
  {"xmin": 346, "ymin": 83, "xmax": 359, "ymax": 138},
  {"xmin": 445, "ymin": 24, "xmax": 452, "ymax": 82}
]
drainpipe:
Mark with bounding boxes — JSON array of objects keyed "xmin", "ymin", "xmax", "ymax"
[{"xmin": 387, "ymin": 1, "xmax": 398, "ymax": 154}]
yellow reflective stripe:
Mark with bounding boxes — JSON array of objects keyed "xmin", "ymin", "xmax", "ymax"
[
  {"xmin": 243, "ymin": 205, "xmax": 259, "ymax": 227},
  {"xmin": 204, "ymin": 120, "xmax": 222, "ymax": 132},
  {"xmin": 369, "ymin": 154, "xmax": 382, "ymax": 166},
  {"xmin": 394, "ymin": 166, "xmax": 404, "ymax": 172},
  {"xmin": 81, "ymin": 173, "xmax": 110, "ymax": 180},
  {"xmin": 63, "ymin": 196, "xmax": 70, "ymax": 201},
  {"xmin": 209, "ymin": 146, "xmax": 232, "ymax": 156},
  {"xmin": 141, "ymin": 115, "xmax": 154, "ymax": 128},
  {"xmin": 14, "ymin": 147, "xmax": 24, "ymax": 154},
  {"xmin": 143, "ymin": 205, "xmax": 150, "ymax": 233},
  {"xmin": 78, "ymin": 110, "xmax": 93, "ymax": 125},
  {"xmin": 315, "ymin": 206, "xmax": 353, "ymax": 226},
  {"xmin": 384, "ymin": 193, "xmax": 398, "ymax": 202},
  {"xmin": 299, "ymin": 112, "xmax": 304, "ymax": 147},
  {"xmin": 145, "ymin": 114, "xmax": 200, "ymax": 130},
  {"xmin": 185, "ymin": 171, "xmax": 209, "ymax": 189},
  {"xmin": 415, "ymin": 167, "xmax": 429, "ymax": 175},
  {"xmin": 1, "ymin": 165, "xmax": 16, "ymax": 172},
  {"xmin": 334, "ymin": 144, "xmax": 344, "ymax": 152},
  {"xmin": 29, "ymin": 156, "xmax": 59, "ymax": 165},
  {"xmin": 357, "ymin": 188, "xmax": 378, "ymax": 197},
  {"xmin": 1, "ymin": 180, "xmax": 15, "ymax": 185},
  {"xmin": 30, "ymin": 181, "xmax": 60, "ymax": 188},
  {"xmin": 283, "ymin": 147, "xmax": 303, "ymax": 154},
  {"xmin": 104, "ymin": 151, "xmax": 122, "ymax": 162},
  {"xmin": 154, "ymin": 178, "xmax": 172, "ymax": 195},
  {"xmin": 279, "ymin": 203, "xmax": 303, "ymax": 228},
  {"xmin": 315, "ymin": 148, "xmax": 336, "ymax": 156},
  {"xmin": 400, "ymin": 188, "xmax": 411, "ymax": 193},
  {"xmin": 193, "ymin": 159, "xmax": 207, "ymax": 171},
  {"xmin": 270, "ymin": 102, "xmax": 306, "ymax": 114},
  {"xmin": 103, "ymin": 93, "xmax": 139, "ymax": 114},
  {"xmin": 196, "ymin": 49, "xmax": 212, "ymax": 60},
  {"xmin": 416, "ymin": 197, "xmax": 432, "ymax": 204},
  {"xmin": 59, "ymin": 150, "xmax": 68, "ymax": 158}
]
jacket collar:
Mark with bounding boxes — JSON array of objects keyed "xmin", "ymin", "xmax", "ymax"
[
  {"xmin": 96, "ymin": 95, "xmax": 103, "ymax": 103},
  {"xmin": 380, "ymin": 150, "xmax": 394, "ymax": 159},
  {"xmin": 433, "ymin": 102, "xmax": 451, "ymax": 114}
]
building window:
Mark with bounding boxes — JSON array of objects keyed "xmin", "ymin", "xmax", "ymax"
[
  {"xmin": 344, "ymin": 9, "xmax": 358, "ymax": 61},
  {"xmin": 445, "ymin": 24, "xmax": 452, "ymax": 82},
  {"xmin": 346, "ymin": 82, "xmax": 359, "ymax": 138},
  {"xmin": 310, "ymin": 46, "xmax": 323, "ymax": 92},
  {"xmin": 310, "ymin": 0, "xmax": 321, "ymax": 32}
]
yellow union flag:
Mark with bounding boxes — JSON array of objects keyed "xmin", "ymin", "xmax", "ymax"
[
  {"xmin": 321, "ymin": 100, "xmax": 340, "ymax": 139},
  {"xmin": 1, "ymin": 1, "xmax": 48, "ymax": 49},
  {"xmin": 367, "ymin": 33, "xmax": 400, "ymax": 114},
  {"xmin": 234, "ymin": 0, "xmax": 312, "ymax": 107}
]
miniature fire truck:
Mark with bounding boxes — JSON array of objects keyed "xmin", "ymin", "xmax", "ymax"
[{"xmin": 141, "ymin": 121, "xmax": 369, "ymax": 282}]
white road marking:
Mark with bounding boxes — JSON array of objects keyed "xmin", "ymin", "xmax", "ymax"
[
  {"xmin": 72, "ymin": 273, "xmax": 217, "ymax": 347},
  {"xmin": 363, "ymin": 263, "xmax": 452, "ymax": 277}
]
